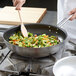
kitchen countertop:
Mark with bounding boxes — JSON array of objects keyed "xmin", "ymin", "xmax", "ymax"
[{"xmin": 40, "ymin": 11, "xmax": 57, "ymax": 25}]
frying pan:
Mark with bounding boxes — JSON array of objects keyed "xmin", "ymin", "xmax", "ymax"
[{"xmin": 3, "ymin": 23, "xmax": 67, "ymax": 58}]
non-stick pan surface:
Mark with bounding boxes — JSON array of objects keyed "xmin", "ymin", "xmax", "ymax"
[{"xmin": 3, "ymin": 24, "xmax": 67, "ymax": 58}]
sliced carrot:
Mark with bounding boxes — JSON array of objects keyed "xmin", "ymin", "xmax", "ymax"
[
  {"xmin": 50, "ymin": 43, "xmax": 52, "ymax": 45},
  {"xmin": 35, "ymin": 34, "xmax": 37, "ymax": 37}
]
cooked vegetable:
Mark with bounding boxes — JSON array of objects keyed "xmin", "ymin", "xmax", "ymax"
[{"xmin": 9, "ymin": 31, "xmax": 60, "ymax": 48}]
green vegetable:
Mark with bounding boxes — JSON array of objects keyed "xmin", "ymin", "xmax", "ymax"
[{"xmin": 9, "ymin": 32, "xmax": 60, "ymax": 48}]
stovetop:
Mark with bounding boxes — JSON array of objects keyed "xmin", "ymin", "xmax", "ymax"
[{"xmin": 0, "ymin": 36, "xmax": 76, "ymax": 76}]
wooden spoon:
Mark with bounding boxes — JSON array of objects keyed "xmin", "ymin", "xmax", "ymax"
[{"xmin": 18, "ymin": 10, "xmax": 28, "ymax": 37}]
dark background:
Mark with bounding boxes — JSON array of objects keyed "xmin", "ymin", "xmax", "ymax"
[{"xmin": 0, "ymin": 0, "xmax": 57, "ymax": 11}]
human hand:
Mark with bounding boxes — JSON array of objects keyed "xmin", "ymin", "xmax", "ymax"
[
  {"xmin": 12, "ymin": 0, "xmax": 26, "ymax": 10},
  {"xmin": 69, "ymin": 8, "xmax": 76, "ymax": 21}
]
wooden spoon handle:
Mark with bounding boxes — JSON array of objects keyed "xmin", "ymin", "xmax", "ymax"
[
  {"xmin": 18, "ymin": 10, "xmax": 28, "ymax": 37},
  {"xmin": 18, "ymin": 10, "xmax": 23, "ymax": 24}
]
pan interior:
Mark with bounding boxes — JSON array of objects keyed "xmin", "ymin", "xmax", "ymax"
[{"xmin": 3, "ymin": 24, "xmax": 67, "ymax": 43}]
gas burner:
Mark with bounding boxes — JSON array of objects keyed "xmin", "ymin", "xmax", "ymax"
[
  {"xmin": 7, "ymin": 52, "xmax": 55, "ymax": 75},
  {"xmin": 5, "ymin": 48, "xmax": 65, "ymax": 76}
]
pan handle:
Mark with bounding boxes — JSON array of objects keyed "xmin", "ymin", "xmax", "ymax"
[{"xmin": 57, "ymin": 15, "xmax": 73, "ymax": 27}]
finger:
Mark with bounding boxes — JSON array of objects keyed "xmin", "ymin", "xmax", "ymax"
[
  {"xmin": 69, "ymin": 13, "xmax": 76, "ymax": 21},
  {"xmin": 12, "ymin": 0, "xmax": 15, "ymax": 6},
  {"xmin": 13, "ymin": 0, "xmax": 18, "ymax": 6},
  {"xmin": 14, "ymin": 0, "xmax": 18, "ymax": 6},
  {"xmin": 69, "ymin": 8, "xmax": 76, "ymax": 15},
  {"xmin": 12, "ymin": 0, "xmax": 16, "ymax": 6},
  {"xmin": 16, "ymin": 1, "xmax": 25, "ymax": 10}
]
